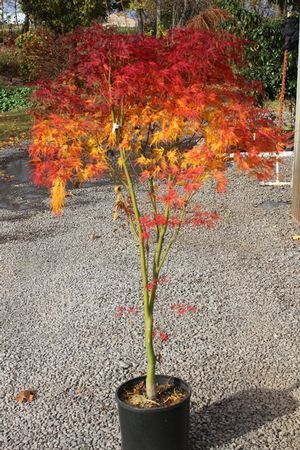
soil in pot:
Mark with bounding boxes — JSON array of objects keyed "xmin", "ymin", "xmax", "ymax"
[{"xmin": 120, "ymin": 378, "xmax": 187, "ymax": 408}]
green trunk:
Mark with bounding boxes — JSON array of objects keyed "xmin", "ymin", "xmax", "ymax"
[
  {"xmin": 120, "ymin": 149, "xmax": 158, "ymax": 399},
  {"xmin": 145, "ymin": 314, "xmax": 156, "ymax": 399}
]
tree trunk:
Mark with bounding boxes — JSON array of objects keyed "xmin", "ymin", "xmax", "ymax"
[
  {"xmin": 22, "ymin": 14, "xmax": 30, "ymax": 34},
  {"xmin": 156, "ymin": 0, "xmax": 161, "ymax": 37},
  {"xmin": 104, "ymin": 0, "xmax": 110, "ymax": 17},
  {"xmin": 292, "ymin": 17, "xmax": 300, "ymax": 223},
  {"xmin": 172, "ymin": 2, "xmax": 176, "ymax": 28},
  {"xmin": 137, "ymin": 8, "xmax": 144, "ymax": 34},
  {"xmin": 15, "ymin": 0, "xmax": 19, "ymax": 26},
  {"xmin": 0, "ymin": 0, "xmax": 4, "ymax": 44},
  {"xmin": 177, "ymin": 0, "xmax": 187, "ymax": 27},
  {"xmin": 145, "ymin": 309, "xmax": 156, "ymax": 399}
]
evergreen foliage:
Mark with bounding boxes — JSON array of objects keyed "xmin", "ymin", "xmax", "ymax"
[{"xmin": 219, "ymin": 0, "xmax": 298, "ymax": 100}]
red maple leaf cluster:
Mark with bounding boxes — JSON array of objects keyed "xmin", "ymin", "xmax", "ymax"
[
  {"xmin": 30, "ymin": 24, "xmax": 287, "ymax": 217},
  {"xmin": 171, "ymin": 304, "xmax": 198, "ymax": 316},
  {"xmin": 152, "ymin": 330, "xmax": 170, "ymax": 342},
  {"xmin": 115, "ymin": 306, "xmax": 140, "ymax": 319}
]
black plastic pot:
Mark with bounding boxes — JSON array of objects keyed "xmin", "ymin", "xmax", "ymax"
[{"xmin": 116, "ymin": 375, "xmax": 192, "ymax": 450}]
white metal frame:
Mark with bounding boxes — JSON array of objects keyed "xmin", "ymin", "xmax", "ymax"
[
  {"xmin": 228, "ymin": 151, "xmax": 293, "ymax": 186},
  {"xmin": 260, "ymin": 152, "xmax": 293, "ymax": 186}
]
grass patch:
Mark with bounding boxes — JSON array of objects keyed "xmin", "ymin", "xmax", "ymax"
[{"xmin": 0, "ymin": 110, "xmax": 32, "ymax": 147}]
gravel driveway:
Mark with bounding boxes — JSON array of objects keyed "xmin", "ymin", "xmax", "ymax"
[{"xmin": 0, "ymin": 147, "xmax": 299, "ymax": 450}]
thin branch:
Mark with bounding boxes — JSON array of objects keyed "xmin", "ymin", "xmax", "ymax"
[
  {"xmin": 149, "ymin": 178, "xmax": 159, "ymax": 240},
  {"xmin": 142, "ymin": 123, "xmax": 152, "ymax": 154},
  {"xmin": 158, "ymin": 190, "xmax": 196, "ymax": 271},
  {"xmin": 120, "ymin": 149, "xmax": 149, "ymax": 299},
  {"xmin": 158, "ymin": 205, "xmax": 186, "ymax": 272}
]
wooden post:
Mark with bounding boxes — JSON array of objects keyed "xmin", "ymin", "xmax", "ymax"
[{"xmin": 292, "ymin": 18, "xmax": 300, "ymax": 223}]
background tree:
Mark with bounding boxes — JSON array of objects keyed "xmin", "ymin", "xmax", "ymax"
[
  {"xmin": 112, "ymin": 0, "xmax": 131, "ymax": 9},
  {"xmin": 171, "ymin": 0, "xmax": 213, "ymax": 26},
  {"xmin": 19, "ymin": 0, "xmax": 107, "ymax": 33},
  {"xmin": 129, "ymin": 0, "xmax": 213, "ymax": 34},
  {"xmin": 218, "ymin": 0, "xmax": 299, "ymax": 100}
]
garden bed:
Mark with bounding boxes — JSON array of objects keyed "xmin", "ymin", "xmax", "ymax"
[{"xmin": 0, "ymin": 147, "xmax": 299, "ymax": 449}]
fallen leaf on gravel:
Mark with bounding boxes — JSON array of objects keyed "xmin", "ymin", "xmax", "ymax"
[
  {"xmin": 74, "ymin": 388, "xmax": 82, "ymax": 397},
  {"xmin": 15, "ymin": 389, "xmax": 35, "ymax": 403},
  {"xmin": 90, "ymin": 232, "xmax": 100, "ymax": 240},
  {"xmin": 292, "ymin": 235, "xmax": 300, "ymax": 241}
]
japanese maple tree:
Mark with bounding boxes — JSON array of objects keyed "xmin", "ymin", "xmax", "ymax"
[{"xmin": 30, "ymin": 25, "xmax": 285, "ymax": 399}]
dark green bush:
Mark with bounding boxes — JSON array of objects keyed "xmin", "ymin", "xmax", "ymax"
[
  {"xmin": 219, "ymin": 0, "xmax": 298, "ymax": 100},
  {"xmin": 0, "ymin": 86, "xmax": 33, "ymax": 112}
]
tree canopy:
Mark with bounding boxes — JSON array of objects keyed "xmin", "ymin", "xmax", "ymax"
[{"xmin": 19, "ymin": 0, "xmax": 107, "ymax": 33}]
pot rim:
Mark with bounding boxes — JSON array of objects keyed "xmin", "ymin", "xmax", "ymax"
[{"xmin": 115, "ymin": 374, "xmax": 192, "ymax": 413}]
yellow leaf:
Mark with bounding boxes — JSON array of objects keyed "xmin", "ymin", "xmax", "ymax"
[
  {"xmin": 167, "ymin": 150, "xmax": 177, "ymax": 165},
  {"xmin": 136, "ymin": 155, "xmax": 151, "ymax": 166},
  {"xmin": 51, "ymin": 178, "xmax": 66, "ymax": 216}
]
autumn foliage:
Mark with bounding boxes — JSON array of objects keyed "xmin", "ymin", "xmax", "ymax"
[{"xmin": 30, "ymin": 25, "xmax": 286, "ymax": 399}]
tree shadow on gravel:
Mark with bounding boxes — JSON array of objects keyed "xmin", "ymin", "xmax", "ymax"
[{"xmin": 190, "ymin": 387, "xmax": 299, "ymax": 449}]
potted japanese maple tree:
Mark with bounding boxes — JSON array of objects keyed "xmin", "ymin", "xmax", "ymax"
[{"xmin": 30, "ymin": 25, "xmax": 285, "ymax": 450}]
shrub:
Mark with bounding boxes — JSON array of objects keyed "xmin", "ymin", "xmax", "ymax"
[
  {"xmin": 186, "ymin": 7, "xmax": 232, "ymax": 31},
  {"xmin": 218, "ymin": 0, "xmax": 298, "ymax": 100},
  {"xmin": 0, "ymin": 24, "xmax": 22, "ymax": 45},
  {"xmin": 16, "ymin": 28, "xmax": 70, "ymax": 81},
  {"xmin": 0, "ymin": 86, "xmax": 33, "ymax": 112},
  {"xmin": 0, "ymin": 46, "xmax": 21, "ymax": 79}
]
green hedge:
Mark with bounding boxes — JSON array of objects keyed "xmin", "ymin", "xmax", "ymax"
[{"xmin": 219, "ymin": 0, "xmax": 298, "ymax": 100}]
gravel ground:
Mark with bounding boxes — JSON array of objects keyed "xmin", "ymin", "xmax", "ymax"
[{"xmin": 0, "ymin": 147, "xmax": 300, "ymax": 450}]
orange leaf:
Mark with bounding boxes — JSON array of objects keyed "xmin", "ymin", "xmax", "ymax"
[
  {"xmin": 15, "ymin": 389, "xmax": 35, "ymax": 404},
  {"xmin": 51, "ymin": 178, "xmax": 66, "ymax": 216}
]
